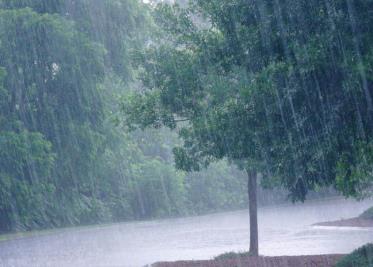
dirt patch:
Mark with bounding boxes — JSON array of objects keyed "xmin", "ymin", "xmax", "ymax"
[
  {"xmin": 152, "ymin": 254, "xmax": 344, "ymax": 267},
  {"xmin": 314, "ymin": 217, "xmax": 373, "ymax": 227}
]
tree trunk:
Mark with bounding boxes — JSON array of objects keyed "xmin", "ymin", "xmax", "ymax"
[{"xmin": 247, "ymin": 169, "xmax": 258, "ymax": 256}]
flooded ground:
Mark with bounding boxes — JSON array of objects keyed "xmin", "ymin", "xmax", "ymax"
[{"xmin": 0, "ymin": 198, "xmax": 372, "ymax": 267}]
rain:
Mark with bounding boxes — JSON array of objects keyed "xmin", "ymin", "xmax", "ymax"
[{"xmin": 0, "ymin": 0, "xmax": 372, "ymax": 266}]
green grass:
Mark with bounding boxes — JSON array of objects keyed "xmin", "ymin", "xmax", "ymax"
[
  {"xmin": 214, "ymin": 251, "xmax": 252, "ymax": 260},
  {"xmin": 360, "ymin": 207, "xmax": 373, "ymax": 220},
  {"xmin": 336, "ymin": 244, "xmax": 373, "ymax": 267}
]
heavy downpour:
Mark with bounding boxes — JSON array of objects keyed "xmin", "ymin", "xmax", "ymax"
[{"xmin": 0, "ymin": 0, "xmax": 372, "ymax": 267}]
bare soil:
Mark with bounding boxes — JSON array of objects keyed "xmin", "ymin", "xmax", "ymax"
[
  {"xmin": 314, "ymin": 217, "xmax": 373, "ymax": 227},
  {"xmin": 152, "ymin": 254, "xmax": 344, "ymax": 267}
]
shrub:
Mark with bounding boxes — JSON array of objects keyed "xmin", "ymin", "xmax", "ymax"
[
  {"xmin": 214, "ymin": 251, "xmax": 250, "ymax": 260},
  {"xmin": 336, "ymin": 243, "xmax": 373, "ymax": 267},
  {"xmin": 360, "ymin": 207, "xmax": 373, "ymax": 220}
]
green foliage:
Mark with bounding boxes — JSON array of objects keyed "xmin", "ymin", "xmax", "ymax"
[
  {"xmin": 4, "ymin": 0, "xmax": 371, "ymax": 235},
  {"xmin": 0, "ymin": 6, "xmax": 107, "ymax": 229},
  {"xmin": 123, "ymin": 0, "xmax": 373, "ymax": 201},
  {"xmin": 336, "ymin": 244, "xmax": 373, "ymax": 267},
  {"xmin": 130, "ymin": 159, "xmax": 186, "ymax": 218},
  {"xmin": 337, "ymin": 142, "xmax": 373, "ymax": 198},
  {"xmin": 0, "ymin": 0, "xmax": 249, "ymax": 232},
  {"xmin": 184, "ymin": 161, "xmax": 248, "ymax": 214},
  {"xmin": 214, "ymin": 251, "xmax": 250, "ymax": 260},
  {"xmin": 360, "ymin": 207, "xmax": 373, "ymax": 220},
  {"xmin": 0, "ymin": 0, "xmax": 63, "ymax": 13},
  {"xmin": 0, "ymin": 128, "xmax": 55, "ymax": 231},
  {"xmin": 0, "ymin": 0, "xmax": 173, "ymax": 232}
]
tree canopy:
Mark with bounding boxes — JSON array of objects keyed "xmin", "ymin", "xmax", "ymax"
[{"xmin": 124, "ymin": 0, "xmax": 373, "ymax": 200}]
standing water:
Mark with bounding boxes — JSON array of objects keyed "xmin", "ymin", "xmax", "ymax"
[
  {"xmin": 0, "ymin": 198, "xmax": 372, "ymax": 267},
  {"xmin": 1, "ymin": 1, "xmax": 373, "ymax": 267}
]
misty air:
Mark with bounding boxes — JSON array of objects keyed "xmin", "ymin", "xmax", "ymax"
[{"xmin": 0, "ymin": 0, "xmax": 372, "ymax": 266}]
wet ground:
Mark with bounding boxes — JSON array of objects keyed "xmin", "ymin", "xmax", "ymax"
[
  {"xmin": 0, "ymin": 198, "xmax": 372, "ymax": 267},
  {"xmin": 153, "ymin": 254, "xmax": 344, "ymax": 267}
]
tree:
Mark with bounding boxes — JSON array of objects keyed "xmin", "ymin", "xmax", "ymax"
[
  {"xmin": 0, "ymin": 68, "xmax": 56, "ymax": 231},
  {"xmin": 0, "ymin": 0, "xmax": 155, "ymax": 231},
  {"xmin": 123, "ymin": 0, "xmax": 373, "ymax": 255},
  {"xmin": 0, "ymin": 0, "xmax": 206, "ymax": 231}
]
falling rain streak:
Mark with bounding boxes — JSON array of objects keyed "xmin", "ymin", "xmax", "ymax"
[{"xmin": 0, "ymin": 0, "xmax": 372, "ymax": 266}]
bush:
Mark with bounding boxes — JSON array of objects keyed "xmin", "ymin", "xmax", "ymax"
[
  {"xmin": 214, "ymin": 251, "xmax": 251, "ymax": 260},
  {"xmin": 336, "ymin": 243, "xmax": 373, "ymax": 267},
  {"xmin": 360, "ymin": 207, "xmax": 373, "ymax": 220}
]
